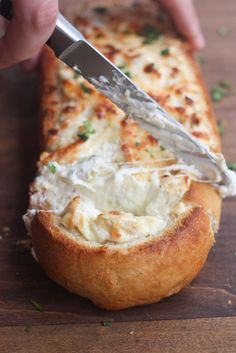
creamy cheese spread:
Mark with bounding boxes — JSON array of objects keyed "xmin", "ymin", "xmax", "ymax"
[{"xmin": 27, "ymin": 157, "xmax": 197, "ymax": 244}]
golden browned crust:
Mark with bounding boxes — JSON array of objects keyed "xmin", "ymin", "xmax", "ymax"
[
  {"xmin": 31, "ymin": 3, "xmax": 222, "ymax": 310},
  {"xmin": 32, "ymin": 206, "xmax": 214, "ymax": 310},
  {"xmin": 38, "ymin": 46, "xmax": 60, "ymax": 150}
]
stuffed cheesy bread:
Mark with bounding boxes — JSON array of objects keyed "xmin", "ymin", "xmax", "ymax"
[{"xmin": 24, "ymin": 2, "xmax": 222, "ymax": 310}]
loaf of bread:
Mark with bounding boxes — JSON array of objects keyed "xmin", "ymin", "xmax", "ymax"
[{"xmin": 25, "ymin": 2, "xmax": 222, "ymax": 310}]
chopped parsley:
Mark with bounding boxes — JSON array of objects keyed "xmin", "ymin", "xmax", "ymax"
[
  {"xmin": 47, "ymin": 162, "xmax": 57, "ymax": 174},
  {"xmin": 74, "ymin": 72, "xmax": 81, "ymax": 79},
  {"xmin": 101, "ymin": 320, "xmax": 110, "ymax": 327},
  {"xmin": 24, "ymin": 325, "xmax": 32, "ymax": 333},
  {"xmin": 145, "ymin": 148, "xmax": 155, "ymax": 158},
  {"xmin": 78, "ymin": 120, "xmax": 95, "ymax": 141},
  {"xmin": 138, "ymin": 25, "xmax": 162, "ymax": 44},
  {"xmin": 93, "ymin": 7, "xmax": 108, "ymax": 14},
  {"xmin": 160, "ymin": 48, "xmax": 170, "ymax": 56},
  {"xmin": 227, "ymin": 162, "xmax": 236, "ymax": 171},
  {"xmin": 124, "ymin": 71, "xmax": 132, "ymax": 78},
  {"xmin": 80, "ymin": 83, "xmax": 92, "ymax": 94},
  {"xmin": 160, "ymin": 145, "xmax": 166, "ymax": 151},
  {"xmin": 195, "ymin": 53, "xmax": 205, "ymax": 64},
  {"xmin": 118, "ymin": 65, "xmax": 132, "ymax": 78},
  {"xmin": 217, "ymin": 25, "xmax": 231, "ymax": 36},
  {"xmin": 217, "ymin": 120, "xmax": 225, "ymax": 136},
  {"xmin": 29, "ymin": 299, "xmax": 43, "ymax": 312},
  {"xmin": 210, "ymin": 80, "xmax": 232, "ymax": 102},
  {"xmin": 135, "ymin": 141, "xmax": 141, "ymax": 147}
]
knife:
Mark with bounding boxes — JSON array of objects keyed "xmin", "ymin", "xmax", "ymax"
[{"xmin": 0, "ymin": 0, "xmax": 235, "ymax": 194}]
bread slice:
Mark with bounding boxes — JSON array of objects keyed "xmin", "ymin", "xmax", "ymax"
[{"xmin": 25, "ymin": 2, "xmax": 222, "ymax": 310}]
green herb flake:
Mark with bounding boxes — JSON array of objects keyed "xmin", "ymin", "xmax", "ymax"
[
  {"xmin": 160, "ymin": 48, "xmax": 170, "ymax": 56},
  {"xmin": 218, "ymin": 80, "xmax": 231, "ymax": 90},
  {"xmin": 217, "ymin": 25, "xmax": 231, "ymax": 36},
  {"xmin": 124, "ymin": 71, "xmax": 132, "ymax": 78},
  {"xmin": 138, "ymin": 25, "xmax": 162, "ymax": 45},
  {"xmin": 80, "ymin": 83, "xmax": 92, "ymax": 94},
  {"xmin": 24, "ymin": 325, "xmax": 32, "ymax": 333},
  {"xmin": 101, "ymin": 320, "xmax": 110, "ymax": 327},
  {"xmin": 195, "ymin": 53, "xmax": 205, "ymax": 65},
  {"xmin": 74, "ymin": 72, "xmax": 81, "ymax": 79},
  {"xmin": 29, "ymin": 299, "xmax": 43, "ymax": 312},
  {"xmin": 47, "ymin": 162, "xmax": 57, "ymax": 174},
  {"xmin": 145, "ymin": 148, "xmax": 155, "ymax": 158},
  {"xmin": 78, "ymin": 120, "xmax": 95, "ymax": 141},
  {"xmin": 118, "ymin": 66, "xmax": 132, "ymax": 78},
  {"xmin": 217, "ymin": 120, "xmax": 225, "ymax": 136},
  {"xmin": 227, "ymin": 162, "xmax": 236, "ymax": 171},
  {"xmin": 135, "ymin": 142, "xmax": 141, "ymax": 147},
  {"xmin": 93, "ymin": 7, "xmax": 108, "ymax": 14},
  {"xmin": 160, "ymin": 145, "xmax": 166, "ymax": 151},
  {"xmin": 210, "ymin": 80, "xmax": 232, "ymax": 102}
]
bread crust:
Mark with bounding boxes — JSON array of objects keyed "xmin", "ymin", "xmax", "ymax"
[
  {"xmin": 31, "ymin": 5, "xmax": 222, "ymax": 309},
  {"xmin": 32, "ymin": 206, "xmax": 214, "ymax": 310}
]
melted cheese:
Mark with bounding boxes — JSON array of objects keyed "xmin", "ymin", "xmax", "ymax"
[{"xmin": 29, "ymin": 157, "xmax": 198, "ymax": 244}]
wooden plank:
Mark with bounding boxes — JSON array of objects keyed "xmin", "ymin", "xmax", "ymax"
[
  {"xmin": 1, "ymin": 317, "xmax": 236, "ymax": 353},
  {"xmin": 0, "ymin": 0, "xmax": 236, "ymax": 328}
]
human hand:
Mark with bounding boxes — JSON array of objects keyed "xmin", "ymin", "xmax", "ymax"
[
  {"xmin": 160, "ymin": 0, "xmax": 205, "ymax": 50},
  {"xmin": 0, "ymin": 0, "xmax": 58, "ymax": 69}
]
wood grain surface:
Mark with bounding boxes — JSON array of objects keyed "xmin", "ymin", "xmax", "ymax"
[{"xmin": 0, "ymin": 0, "xmax": 236, "ymax": 351}]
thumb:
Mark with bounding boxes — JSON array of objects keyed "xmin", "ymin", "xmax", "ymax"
[{"xmin": 0, "ymin": 0, "xmax": 58, "ymax": 68}]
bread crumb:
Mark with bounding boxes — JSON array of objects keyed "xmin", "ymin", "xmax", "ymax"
[
  {"xmin": 129, "ymin": 331, "xmax": 134, "ymax": 335},
  {"xmin": 1, "ymin": 225, "xmax": 10, "ymax": 237},
  {"xmin": 16, "ymin": 239, "xmax": 32, "ymax": 250},
  {"xmin": 228, "ymin": 300, "xmax": 232, "ymax": 305}
]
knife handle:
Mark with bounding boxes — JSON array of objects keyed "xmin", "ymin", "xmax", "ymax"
[{"xmin": 0, "ymin": 0, "xmax": 13, "ymax": 20}]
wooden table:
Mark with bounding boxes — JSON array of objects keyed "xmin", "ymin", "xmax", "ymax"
[{"xmin": 0, "ymin": 0, "xmax": 236, "ymax": 351}]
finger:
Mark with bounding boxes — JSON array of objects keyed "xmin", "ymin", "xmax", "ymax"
[
  {"xmin": 0, "ymin": 0, "xmax": 58, "ymax": 68},
  {"xmin": 21, "ymin": 50, "xmax": 41, "ymax": 71},
  {"xmin": 160, "ymin": 0, "xmax": 205, "ymax": 50}
]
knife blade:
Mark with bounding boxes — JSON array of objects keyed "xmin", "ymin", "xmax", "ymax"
[{"xmin": 0, "ymin": 1, "xmax": 235, "ymax": 194}]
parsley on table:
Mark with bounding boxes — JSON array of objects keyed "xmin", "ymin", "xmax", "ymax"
[
  {"xmin": 101, "ymin": 320, "xmax": 110, "ymax": 327},
  {"xmin": 195, "ymin": 53, "xmax": 205, "ymax": 64},
  {"xmin": 217, "ymin": 120, "xmax": 225, "ymax": 136},
  {"xmin": 47, "ymin": 162, "xmax": 57, "ymax": 174},
  {"xmin": 78, "ymin": 120, "xmax": 95, "ymax": 141},
  {"xmin": 29, "ymin": 299, "xmax": 44, "ymax": 312},
  {"xmin": 160, "ymin": 48, "xmax": 170, "ymax": 56},
  {"xmin": 227, "ymin": 162, "xmax": 236, "ymax": 171},
  {"xmin": 217, "ymin": 25, "xmax": 231, "ymax": 36},
  {"xmin": 80, "ymin": 83, "xmax": 92, "ymax": 94},
  {"xmin": 138, "ymin": 25, "xmax": 162, "ymax": 45},
  {"xmin": 24, "ymin": 325, "xmax": 32, "ymax": 333},
  {"xmin": 210, "ymin": 80, "xmax": 232, "ymax": 102}
]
